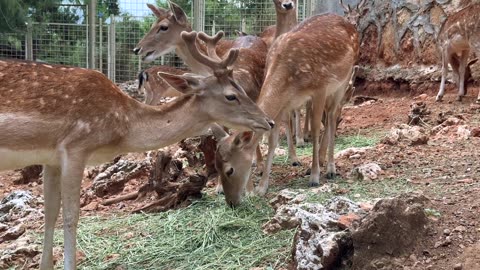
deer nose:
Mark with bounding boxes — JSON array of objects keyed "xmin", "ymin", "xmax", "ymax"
[
  {"xmin": 267, "ymin": 119, "xmax": 275, "ymax": 128},
  {"xmin": 133, "ymin": 47, "xmax": 141, "ymax": 55},
  {"xmin": 283, "ymin": 3, "xmax": 293, "ymax": 10}
]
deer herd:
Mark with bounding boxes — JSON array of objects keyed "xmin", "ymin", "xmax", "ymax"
[{"xmin": 0, "ymin": 0, "xmax": 479, "ymax": 269}]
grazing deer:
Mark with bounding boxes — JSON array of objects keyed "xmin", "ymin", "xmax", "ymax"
[
  {"xmin": 435, "ymin": 3, "xmax": 480, "ymax": 103},
  {"xmin": 0, "ymin": 31, "xmax": 273, "ymax": 269},
  {"xmin": 138, "ymin": 65, "xmax": 188, "ymax": 105},
  {"xmin": 214, "ymin": 13, "xmax": 359, "ymax": 206}
]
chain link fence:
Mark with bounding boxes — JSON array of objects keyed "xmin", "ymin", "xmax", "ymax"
[{"xmin": 0, "ymin": 0, "xmax": 344, "ymax": 83}]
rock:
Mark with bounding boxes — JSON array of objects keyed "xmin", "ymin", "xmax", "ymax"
[
  {"xmin": 408, "ymin": 101, "xmax": 431, "ymax": 126},
  {"xmin": 269, "ymin": 189, "xmax": 306, "ymax": 211},
  {"xmin": 91, "ymin": 158, "xmax": 151, "ymax": 197},
  {"xmin": 413, "ymin": 94, "xmax": 428, "ymax": 101},
  {"xmin": 462, "ymin": 243, "xmax": 480, "ymax": 270},
  {"xmin": 0, "ymin": 224, "xmax": 26, "ymax": 243},
  {"xmin": 382, "ymin": 124, "xmax": 429, "ymax": 146},
  {"xmin": 0, "ymin": 191, "xmax": 42, "ymax": 224},
  {"xmin": 453, "ymin": 226, "xmax": 467, "ymax": 233},
  {"xmin": 82, "ymin": 201, "xmax": 98, "ymax": 211},
  {"xmin": 471, "ymin": 127, "xmax": 480, "ymax": 137},
  {"xmin": 338, "ymin": 213, "xmax": 361, "ymax": 230},
  {"xmin": 454, "ymin": 263, "xmax": 463, "ymax": 270},
  {"xmin": 334, "ymin": 147, "xmax": 372, "ymax": 160},
  {"xmin": 443, "ymin": 229, "xmax": 451, "ymax": 235},
  {"xmin": 0, "ymin": 235, "xmax": 40, "ymax": 268},
  {"xmin": 264, "ymin": 197, "xmax": 366, "ymax": 269},
  {"xmin": 13, "ymin": 165, "xmax": 43, "ymax": 185},
  {"xmin": 351, "ymin": 163, "xmax": 382, "ymax": 181},
  {"xmin": 351, "ymin": 196, "xmax": 429, "ymax": 269},
  {"xmin": 456, "ymin": 125, "xmax": 471, "ymax": 140}
]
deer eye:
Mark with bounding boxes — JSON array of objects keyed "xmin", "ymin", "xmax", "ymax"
[
  {"xmin": 226, "ymin": 168, "xmax": 234, "ymax": 176},
  {"xmin": 158, "ymin": 25, "xmax": 169, "ymax": 32},
  {"xmin": 225, "ymin": 95, "xmax": 237, "ymax": 101}
]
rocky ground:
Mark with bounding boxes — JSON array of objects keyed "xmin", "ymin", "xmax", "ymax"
[{"xmin": 1, "ymin": 82, "xmax": 480, "ymax": 269}]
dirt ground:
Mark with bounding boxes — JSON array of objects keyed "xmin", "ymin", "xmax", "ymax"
[{"xmin": 1, "ymin": 83, "xmax": 480, "ymax": 269}]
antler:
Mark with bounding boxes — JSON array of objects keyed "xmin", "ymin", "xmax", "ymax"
[
  {"xmin": 339, "ymin": 0, "xmax": 350, "ymax": 12},
  {"xmin": 197, "ymin": 31, "xmax": 224, "ymax": 61},
  {"xmin": 181, "ymin": 31, "xmax": 239, "ymax": 75}
]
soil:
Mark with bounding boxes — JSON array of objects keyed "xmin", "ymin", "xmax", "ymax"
[{"xmin": 1, "ymin": 83, "xmax": 480, "ymax": 269}]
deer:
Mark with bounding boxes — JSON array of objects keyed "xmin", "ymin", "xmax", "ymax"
[
  {"xmin": 0, "ymin": 30, "xmax": 274, "ymax": 269},
  {"xmin": 213, "ymin": 13, "xmax": 360, "ymax": 206},
  {"xmin": 134, "ymin": 1, "xmax": 269, "ymax": 191},
  {"xmin": 138, "ymin": 65, "xmax": 188, "ymax": 105},
  {"xmin": 339, "ymin": 0, "xmax": 367, "ymax": 26},
  {"xmin": 435, "ymin": 3, "xmax": 480, "ymax": 103}
]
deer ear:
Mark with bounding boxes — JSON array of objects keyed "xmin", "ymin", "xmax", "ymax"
[
  {"xmin": 210, "ymin": 124, "xmax": 229, "ymax": 141},
  {"xmin": 468, "ymin": 58, "xmax": 478, "ymax": 66},
  {"xmin": 233, "ymin": 132, "xmax": 254, "ymax": 148},
  {"xmin": 147, "ymin": 4, "xmax": 169, "ymax": 18},
  {"xmin": 157, "ymin": 72, "xmax": 205, "ymax": 94},
  {"xmin": 169, "ymin": 1, "xmax": 188, "ymax": 26}
]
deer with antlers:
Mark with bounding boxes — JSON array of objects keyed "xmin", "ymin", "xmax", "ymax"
[
  {"xmin": 0, "ymin": 30, "xmax": 273, "ymax": 269},
  {"xmin": 214, "ymin": 13, "xmax": 359, "ymax": 206},
  {"xmin": 435, "ymin": 3, "xmax": 480, "ymax": 103}
]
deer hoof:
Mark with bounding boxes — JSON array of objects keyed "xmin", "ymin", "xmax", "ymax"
[
  {"xmin": 308, "ymin": 181, "xmax": 320, "ymax": 187},
  {"xmin": 326, "ymin": 172, "xmax": 336, "ymax": 180},
  {"xmin": 435, "ymin": 96, "xmax": 443, "ymax": 102},
  {"xmin": 292, "ymin": 161, "xmax": 301, "ymax": 167},
  {"xmin": 456, "ymin": 96, "xmax": 463, "ymax": 102}
]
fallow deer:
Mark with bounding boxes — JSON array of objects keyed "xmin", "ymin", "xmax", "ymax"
[
  {"xmin": 340, "ymin": 0, "xmax": 367, "ymax": 26},
  {"xmin": 214, "ymin": 14, "xmax": 359, "ymax": 206},
  {"xmin": 0, "ymin": 31, "xmax": 273, "ymax": 269},
  {"xmin": 435, "ymin": 3, "xmax": 480, "ymax": 103},
  {"xmin": 138, "ymin": 65, "xmax": 188, "ymax": 105},
  {"xmin": 134, "ymin": 1, "xmax": 269, "ymax": 191}
]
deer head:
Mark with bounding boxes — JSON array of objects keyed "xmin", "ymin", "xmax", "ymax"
[
  {"xmin": 214, "ymin": 131, "xmax": 257, "ymax": 207},
  {"xmin": 133, "ymin": 1, "xmax": 190, "ymax": 62},
  {"xmin": 339, "ymin": 0, "xmax": 367, "ymax": 26},
  {"xmin": 273, "ymin": 0, "xmax": 297, "ymax": 13}
]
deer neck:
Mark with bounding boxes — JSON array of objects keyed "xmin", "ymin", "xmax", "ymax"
[
  {"xmin": 275, "ymin": 12, "xmax": 297, "ymax": 38},
  {"xmin": 175, "ymin": 38, "xmax": 212, "ymax": 76},
  {"xmin": 123, "ymin": 95, "xmax": 211, "ymax": 152}
]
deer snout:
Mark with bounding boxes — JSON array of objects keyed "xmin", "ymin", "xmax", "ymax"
[
  {"xmin": 283, "ymin": 2, "xmax": 294, "ymax": 10},
  {"xmin": 133, "ymin": 47, "xmax": 142, "ymax": 55},
  {"xmin": 267, "ymin": 119, "xmax": 275, "ymax": 129}
]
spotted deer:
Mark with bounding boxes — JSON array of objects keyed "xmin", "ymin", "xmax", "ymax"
[
  {"xmin": 138, "ymin": 65, "xmax": 188, "ymax": 105},
  {"xmin": 339, "ymin": 0, "xmax": 367, "ymax": 26},
  {"xmin": 0, "ymin": 31, "xmax": 273, "ymax": 269},
  {"xmin": 134, "ymin": 1, "xmax": 269, "ymax": 190},
  {"xmin": 435, "ymin": 3, "xmax": 480, "ymax": 103},
  {"xmin": 214, "ymin": 14, "xmax": 359, "ymax": 206}
]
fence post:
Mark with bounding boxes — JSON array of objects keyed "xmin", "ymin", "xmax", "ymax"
[
  {"xmin": 193, "ymin": 0, "xmax": 205, "ymax": 32},
  {"xmin": 88, "ymin": 0, "xmax": 97, "ymax": 69},
  {"xmin": 108, "ymin": 14, "xmax": 116, "ymax": 83},
  {"xmin": 99, "ymin": 16, "xmax": 103, "ymax": 73},
  {"xmin": 25, "ymin": 22, "xmax": 33, "ymax": 61}
]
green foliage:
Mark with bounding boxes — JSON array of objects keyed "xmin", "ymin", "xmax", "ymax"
[{"xmin": 53, "ymin": 196, "xmax": 295, "ymax": 269}]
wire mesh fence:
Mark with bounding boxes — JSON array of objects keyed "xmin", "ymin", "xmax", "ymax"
[{"xmin": 0, "ymin": 0, "xmax": 338, "ymax": 83}]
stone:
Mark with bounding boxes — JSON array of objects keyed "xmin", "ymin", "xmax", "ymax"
[
  {"xmin": 351, "ymin": 196, "xmax": 429, "ymax": 269},
  {"xmin": 351, "ymin": 163, "xmax": 382, "ymax": 181},
  {"xmin": 443, "ymin": 229, "xmax": 451, "ymax": 235},
  {"xmin": 471, "ymin": 127, "xmax": 480, "ymax": 137},
  {"xmin": 0, "ymin": 224, "xmax": 26, "ymax": 243},
  {"xmin": 382, "ymin": 124, "xmax": 429, "ymax": 146},
  {"xmin": 453, "ymin": 263, "xmax": 463, "ymax": 270}
]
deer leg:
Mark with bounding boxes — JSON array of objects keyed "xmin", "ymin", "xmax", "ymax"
[
  {"xmin": 309, "ymin": 95, "xmax": 327, "ymax": 186},
  {"xmin": 294, "ymin": 109, "xmax": 305, "ymax": 146},
  {"xmin": 254, "ymin": 145, "xmax": 264, "ymax": 172},
  {"xmin": 286, "ymin": 113, "xmax": 300, "ymax": 166},
  {"xmin": 256, "ymin": 125, "xmax": 280, "ymax": 196},
  {"xmin": 60, "ymin": 151, "xmax": 87, "ymax": 270},
  {"xmin": 40, "ymin": 165, "xmax": 61, "ymax": 270},
  {"xmin": 325, "ymin": 108, "xmax": 338, "ymax": 179},
  {"xmin": 457, "ymin": 51, "xmax": 469, "ymax": 101},
  {"xmin": 303, "ymin": 101, "xmax": 312, "ymax": 142},
  {"xmin": 436, "ymin": 49, "xmax": 449, "ymax": 102},
  {"xmin": 144, "ymin": 88, "xmax": 154, "ymax": 105}
]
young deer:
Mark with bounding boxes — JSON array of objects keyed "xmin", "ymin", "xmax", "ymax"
[
  {"xmin": 340, "ymin": 0, "xmax": 367, "ymax": 26},
  {"xmin": 138, "ymin": 65, "xmax": 188, "ymax": 105},
  {"xmin": 435, "ymin": 3, "xmax": 480, "ymax": 103},
  {"xmin": 0, "ymin": 31, "xmax": 273, "ymax": 269},
  {"xmin": 214, "ymin": 14, "xmax": 359, "ymax": 206}
]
